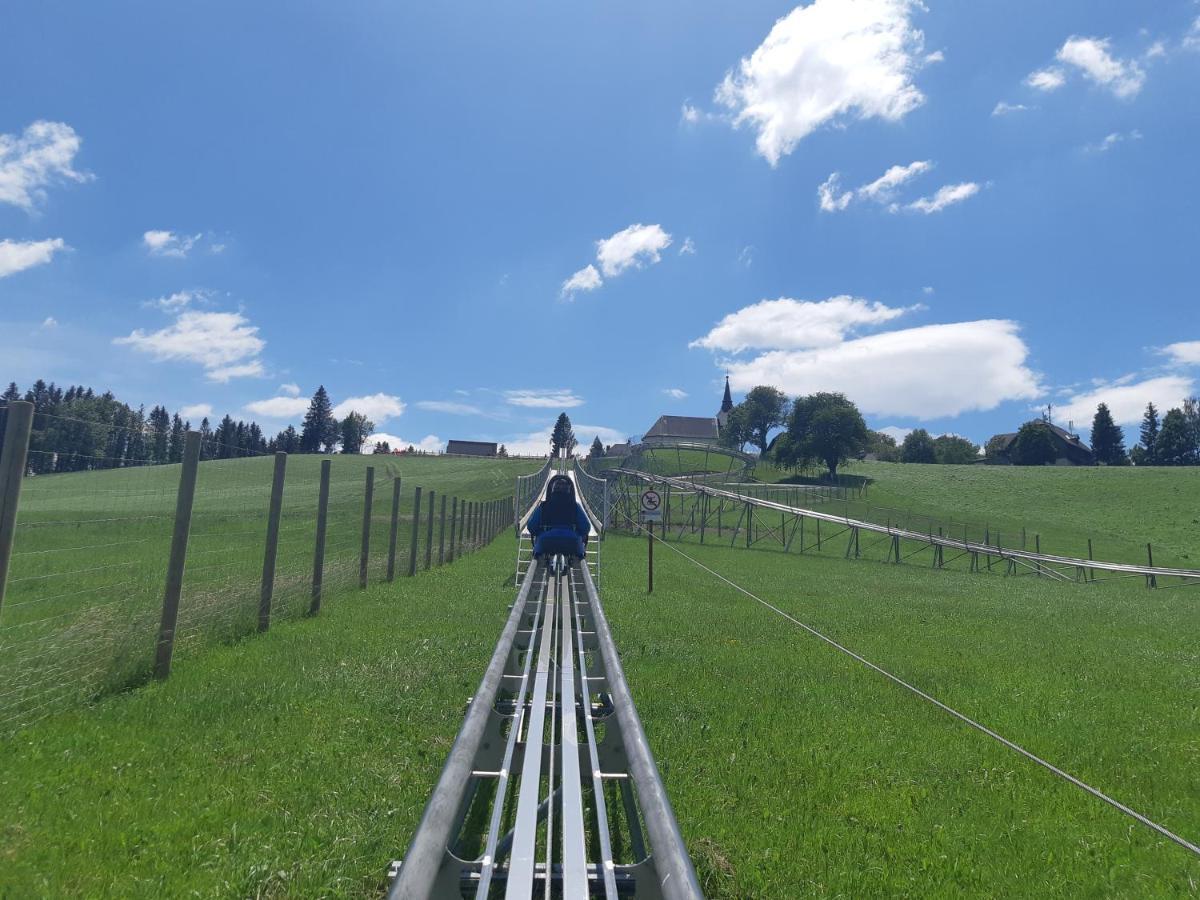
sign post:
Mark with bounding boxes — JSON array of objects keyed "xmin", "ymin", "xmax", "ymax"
[{"xmin": 640, "ymin": 488, "xmax": 662, "ymax": 594}]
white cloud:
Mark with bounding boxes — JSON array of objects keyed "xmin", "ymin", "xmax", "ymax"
[
  {"xmin": 1026, "ymin": 67, "xmax": 1066, "ymax": 91},
  {"xmin": 715, "ymin": 0, "xmax": 928, "ymax": 165},
  {"xmin": 905, "ymin": 181, "xmax": 980, "ymax": 214},
  {"xmin": 663, "ymin": 388, "xmax": 689, "ymax": 400},
  {"xmin": 504, "ymin": 389, "xmax": 584, "ymax": 409},
  {"xmin": 992, "ymin": 101, "xmax": 1032, "ymax": 116},
  {"xmin": 690, "ymin": 296, "xmax": 917, "ymax": 353},
  {"xmin": 596, "ymin": 223, "xmax": 672, "ymax": 277},
  {"xmin": 820, "ymin": 160, "xmax": 934, "ymax": 211},
  {"xmin": 416, "ymin": 400, "xmax": 484, "ymax": 415},
  {"xmin": 1185, "ymin": 17, "xmax": 1200, "ymax": 51},
  {"xmin": 180, "ymin": 403, "xmax": 213, "ymax": 421},
  {"xmin": 145, "ymin": 289, "xmax": 208, "ymax": 312},
  {"xmin": 1056, "ymin": 36, "xmax": 1145, "ymax": 99},
  {"xmin": 0, "ymin": 238, "xmax": 65, "ymax": 278},
  {"xmin": 40, "ymin": 316, "xmax": 58, "ymax": 329},
  {"xmin": 143, "ymin": 230, "xmax": 201, "ymax": 258},
  {"xmin": 924, "ymin": 49, "xmax": 945, "ymax": 64},
  {"xmin": 114, "ymin": 310, "xmax": 266, "ymax": 382},
  {"xmin": 1055, "ymin": 375, "xmax": 1194, "ymax": 426},
  {"xmin": 279, "ymin": 382, "xmax": 301, "ymax": 397},
  {"xmin": 245, "ymin": 396, "xmax": 310, "ymax": 418},
  {"xmin": 1085, "ymin": 130, "xmax": 1142, "ymax": 153},
  {"xmin": 679, "ymin": 237, "xmax": 696, "ymax": 255},
  {"xmin": 877, "ymin": 425, "xmax": 913, "ymax": 442},
  {"xmin": 0, "ymin": 121, "xmax": 90, "ymax": 210},
  {"xmin": 363, "ymin": 433, "xmax": 442, "ymax": 454},
  {"xmin": 718, "ymin": 319, "xmax": 1041, "ymax": 420},
  {"xmin": 681, "ymin": 102, "xmax": 701, "ymax": 124},
  {"xmin": 332, "ymin": 393, "xmax": 406, "ymax": 422},
  {"xmin": 922, "ymin": 286, "xmax": 935, "ymax": 295},
  {"xmin": 561, "ymin": 264, "xmax": 602, "ymax": 298},
  {"xmin": 1163, "ymin": 340, "xmax": 1200, "ymax": 366},
  {"xmin": 738, "ymin": 245, "xmax": 755, "ymax": 267},
  {"xmin": 503, "ymin": 422, "xmax": 627, "ymax": 457}
]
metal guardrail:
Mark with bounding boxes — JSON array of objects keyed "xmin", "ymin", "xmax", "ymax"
[{"xmin": 608, "ymin": 469, "xmax": 1200, "ymax": 585}]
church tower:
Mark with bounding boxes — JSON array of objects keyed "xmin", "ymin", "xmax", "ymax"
[{"xmin": 716, "ymin": 375, "xmax": 733, "ymax": 431}]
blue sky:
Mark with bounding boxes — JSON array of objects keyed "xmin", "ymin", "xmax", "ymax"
[{"xmin": 2, "ymin": 0, "xmax": 1198, "ymax": 454}]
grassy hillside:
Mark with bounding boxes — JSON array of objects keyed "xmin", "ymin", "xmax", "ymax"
[
  {"xmin": 2, "ymin": 531, "xmax": 1198, "ymax": 897},
  {"xmin": 751, "ymin": 460, "xmax": 1200, "ymax": 570},
  {"xmin": 0, "ymin": 453, "xmax": 541, "ymax": 732}
]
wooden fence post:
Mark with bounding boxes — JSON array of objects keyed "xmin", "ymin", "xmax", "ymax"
[
  {"xmin": 408, "ymin": 486, "xmax": 422, "ymax": 576},
  {"xmin": 447, "ymin": 497, "xmax": 458, "ymax": 563},
  {"xmin": 386, "ymin": 477, "xmax": 402, "ymax": 581},
  {"xmin": 154, "ymin": 430, "xmax": 202, "ymax": 680},
  {"xmin": 0, "ymin": 400, "xmax": 35, "ymax": 618},
  {"xmin": 258, "ymin": 451, "xmax": 287, "ymax": 632},
  {"xmin": 359, "ymin": 466, "xmax": 375, "ymax": 589},
  {"xmin": 424, "ymin": 489, "xmax": 435, "ymax": 570},
  {"xmin": 438, "ymin": 494, "xmax": 447, "ymax": 565},
  {"xmin": 310, "ymin": 458, "xmax": 331, "ymax": 615}
]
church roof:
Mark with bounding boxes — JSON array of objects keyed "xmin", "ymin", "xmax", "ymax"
[{"xmin": 644, "ymin": 415, "xmax": 720, "ymax": 440}]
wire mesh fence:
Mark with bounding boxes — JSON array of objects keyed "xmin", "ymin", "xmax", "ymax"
[{"xmin": 0, "ymin": 404, "xmax": 520, "ymax": 735}]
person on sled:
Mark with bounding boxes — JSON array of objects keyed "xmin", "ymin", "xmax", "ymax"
[{"xmin": 527, "ymin": 475, "xmax": 591, "ymax": 560}]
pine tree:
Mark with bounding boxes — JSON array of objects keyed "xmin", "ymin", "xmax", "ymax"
[
  {"xmin": 198, "ymin": 417, "xmax": 214, "ymax": 460},
  {"xmin": 1089, "ymin": 403, "xmax": 1127, "ymax": 466},
  {"xmin": 1137, "ymin": 403, "xmax": 1160, "ymax": 465},
  {"xmin": 148, "ymin": 405, "xmax": 171, "ymax": 464},
  {"xmin": 169, "ymin": 414, "xmax": 185, "ymax": 462},
  {"xmin": 550, "ymin": 413, "xmax": 577, "ymax": 457},
  {"xmin": 300, "ymin": 386, "xmax": 336, "ymax": 453},
  {"xmin": 1183, "ymin": 397, "xmax": 1200, "ymax": 465},
  {"xmin": 588, "ymin": 435, "xmax": 604, "ymax": 458}
]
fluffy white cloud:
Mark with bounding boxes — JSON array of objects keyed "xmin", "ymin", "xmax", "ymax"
[
  {"xmin": 663, "ymin": 388, "xmax": 689, "ymax": 399},
  {"xmin": 278, "ymin": 382, "xmax": 301, "ymax": 397},
  {"xmin": 819, "ymin": 160, "xmax": 933, "ymax": 211},
  {"xmin": 363, "ymin": 433, "xmax": 442, "ymax": 454},
  {"xmin": 596, "ymin": 224, "xmax": 672, "ymax": 277},
  {"xmin": 332, "ymin": 393, "xmax": 405, "ymax": 422},
  {"xmin": 114, "ymin": 310, "xmax": 266, "ymax": 383},
  {"xmin": 992, "ymin": 101, "xmax": 1032, "ymax": 116},
  {"xmin": 40, "ymin": 316, "xmax": 58, "ymax": 329},
  {"xmin": 503, "ymin": 423, "xmax": 628, "ymax": 457},
  {"xmin": 1056, "ymin": 36, "xmax": 1145, "ymax": 98},
  {"xmin": 416, "ymin": 400, "xmax": 483, "ymax": 415},
  {"xmin": 1055, "ymin": 376, "xmax": 1194, "ymax": 426},
  {"xmin": 0, "ymin": 121, "xmax": 90, "ymax": 210},
  {"xmin": 1186, "ymin": 17, "xmax": 1200, "ymax": 51},
  {"xmin": 681, "ymin": 103, "xmax": 701, "ymax": 124},
  {"xmin": 145, "ymin": 289, "xmax": 208, "ymax": 312},
  {"xmin": 877, "ymin": 425, "xmax": 913, "ymax": 442},
  {"xmin": 0, "ymin": 238, "xmax": 66, "ymax": 278},
  {"xmin": 504, "ymin": 389, "xmax": 584, "ymax": 409},
  {"xmin": 143, "ymin": 230, "xmax": 201, "ymax": 258},
  {"xmin": 715, "ymin": 0, "xmax": 928, "ymax": 165},
  {"xmin": 245, "ymin": 396, "xmax": 310, "ymax": 418},
  {"xmin": 690, "ymin": 296, "xmax": 916, "ymax": 352},
  {"xmin": 679, "ymin": 237, "xmax": 696, "ymax": 255},
  {"xmin": 1026, "ymin": 67, "xmax": 1066, "ymax": 91},
  {"xmin": 1163, "ymin": 341, "xmax": 1200, "ymax": 366},
  {"xmin": 906, "ymin": 181, "xmax": 980, "ymax": 214},
  {"xmin": 719, "ymin": 319, "xmax": 1041, "ymax": 419},
  {"xmin": 561, "ymin": 264, "xmax": 602, "ymax": 298},
  {"xmin": 1085, "ymin": 130, "xmax": 1142, "ymax": 153},
  {"xmin": 180, "ymin": 403, "xmax": 213, "ymax": 420}
]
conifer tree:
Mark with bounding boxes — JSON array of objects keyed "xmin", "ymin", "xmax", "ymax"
[
  {"xmin": 1089, "ymin": 403, "xmax": 1127, "ymax": 465},
  {"xmin": 589, "ymin": 435, "xmax": 604, "ymax": 458},
  {"xmin": 300, "ymin": 386, "xmax": 337, "ymax": 453},
  {"xmin": 550, "ymin": 413, "xmax": 577, "ymax": 457},
  {"xmin": 1156, "ymin": 408, "xmax": 1194, "ymax": 466},
  {"xmin": 1137, "ymin": 402, "xmax": 1160, "ymax": 465}
]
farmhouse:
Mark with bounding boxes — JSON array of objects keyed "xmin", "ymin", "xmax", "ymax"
[
  {"xmin": 642, "ymin": 377, "xmax": 735, "ymax": 447},
  {"xmin": 445, "ymin": 440, "xmax": 498, "ymax": 458},
  {"xmin": 988, "ymin": 422, "xmax": 1096, "ymax": 466}
]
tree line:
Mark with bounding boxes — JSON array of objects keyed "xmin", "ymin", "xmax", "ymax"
[{"xmin": 0, "ymin": 380, "xmax": 382, "ymax": 473}]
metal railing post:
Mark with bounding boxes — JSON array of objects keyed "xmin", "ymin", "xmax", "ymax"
[
  {"xmin": 0, "ymin": 401, "xmax": 35, "ymax": 617},
  {"xmin": 310, "ymin": 459, "xmax": 331, "ymax": 614},
  {"xmin": 154, "ymin": 430, "xmax": 201, "ymax": 680},
  {"xmin": 258, "ymin": 451, "xmax": 287, "ymax": 632}
]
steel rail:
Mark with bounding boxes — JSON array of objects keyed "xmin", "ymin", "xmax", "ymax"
[
  {"xmin": 611, "ymin": 469, "xmax": 1200, "ymax": 582},
  {"xmin": 579, "ymin": 563, "xmax": 704, "ymax": 900},
  {"xmin": 388, "ymin": 561, "xmax": 543, "ymax": 899}
]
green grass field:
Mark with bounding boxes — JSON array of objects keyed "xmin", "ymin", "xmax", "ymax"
[
  {"xmin": 748, "ymin": 460, "xmax": 1200, "ymax": 571},
  {"xmin": 0, "ymin": 453, "xmax": 541, "ymax": 733},
  {"xmin": 2, "ymin": 456, "xmax": 1198, "ymax": 897}
]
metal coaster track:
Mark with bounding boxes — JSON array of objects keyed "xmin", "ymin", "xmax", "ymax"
[
  {"xmin": 605, "ymin": 468, "xmax": 1200, "ymax": 586},
  {"xmin": 389, "ymin": 470, "xmax": 700, "ymax": 899}
]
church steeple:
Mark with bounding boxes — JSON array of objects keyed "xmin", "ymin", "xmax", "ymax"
[{"xmin": 720, "ymin": 375, "xmax": 733, "ymax": 414}]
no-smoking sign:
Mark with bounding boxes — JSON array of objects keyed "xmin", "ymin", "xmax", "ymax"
[{"xmin": 640, "ymin": 489, "xmax": 663, "ymax": 522}]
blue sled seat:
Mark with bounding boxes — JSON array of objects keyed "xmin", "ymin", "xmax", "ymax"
[{"xmin": 534, "ymin": 528, "xmax": 586, "ymax": 559}]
